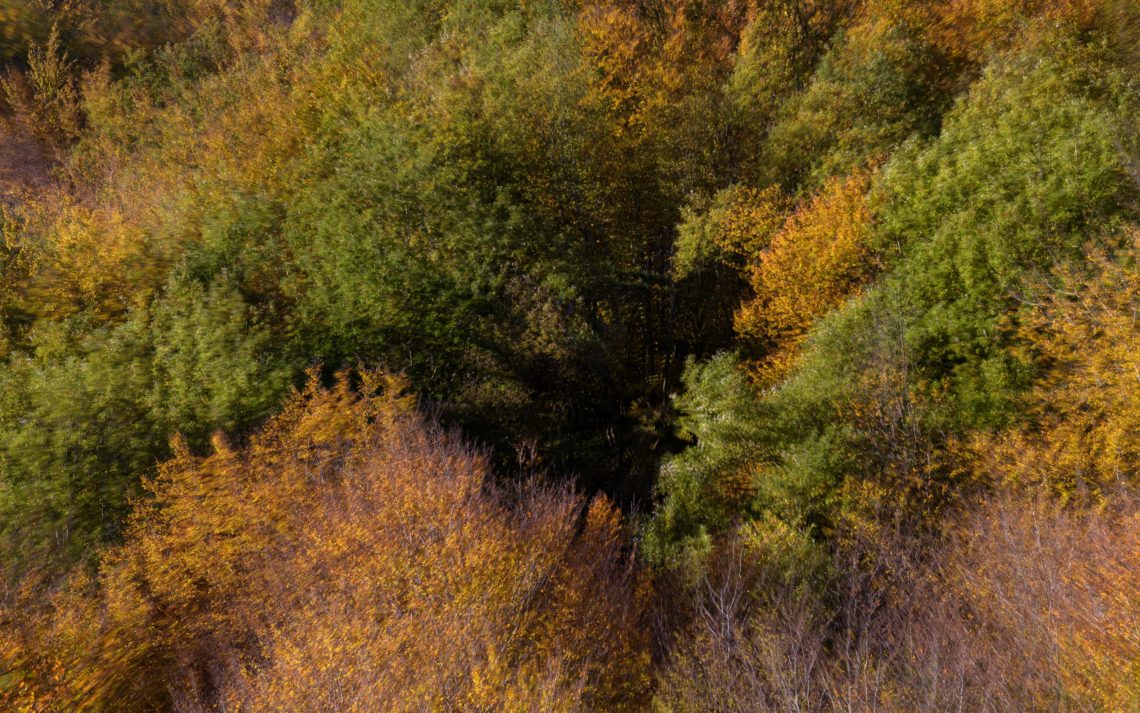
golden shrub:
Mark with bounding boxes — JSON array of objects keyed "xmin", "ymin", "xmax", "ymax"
[{"xmin": 1, "ymin": 369, "xmax": 651, "ymax": 712}]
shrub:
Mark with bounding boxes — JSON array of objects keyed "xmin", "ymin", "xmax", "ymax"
[{"xmin": 1, "ymin": 369, "xmax": 651, "ymax": 712}]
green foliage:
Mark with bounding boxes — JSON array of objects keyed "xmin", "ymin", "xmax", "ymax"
[
  {"xmin": 0, "ymin": 274, "xmax": 291, "ymax": 577},
  {"xmin": 643, "ymin": 353, "xmax": 770, "ymax": 570},
  {"xmin": 647, "ymin": 29, "xmax": 1140, "ymax": 568},
  {"xmin": 726, "ymin": 0, "xmax": 845, "ymax": 159},
  {"xmin": 873, "ymin": 37, "xmax": 1138, "ymax": 426},
  {"xmin": 0, "ymin": 315, "xmax": 159, "ymax": 574},
  {"xmin": 761, "ymin": 2, "xmax": 967, "ymax": 190}
]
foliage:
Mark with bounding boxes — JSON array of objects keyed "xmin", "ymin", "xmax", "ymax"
[
  {"xmin": 0, "ymin": 1, "xmax": 47, "ymax": 66},
  {"xmin": 1, "ymin": 370, "xmax": 651, "ymax": 711},
  {"xmin": 1, "ymin": 25, "xmax": 82, "ymax": 150},
  {"xmin": 653, "ymin": 493, "xmax": 1140, "ymax": 712},
  {"xmin": 735, "ymin": 167, "xmax": 876, "ymax": 382},
  {"xmin": 646, "ymin": 9, "xmax": 1139, "ymax": 601},
  {"xmin": 0, "ymin": 1, "xmax": 1138, "ymax": 708},
  {"xmin": 643, "ymin": 352, "xmax": 770, "ymax": 572},
  {"xmin": 0, "ymin": 273, "xmax": 291, "ymax": 579},
  {"xmin": 759, "ymin": 0, "xmax": 966, "ymax": 189},
  {"xmin": 970, "ymin": 232, "xmax": 1140, "ymax": 498},
  {"xmin": 673, "ymin": 184, "xmax": 789, "ymax": 280}
]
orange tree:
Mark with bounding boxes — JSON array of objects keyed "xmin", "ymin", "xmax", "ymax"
[{"xmin": 1, "ymin": 369, "xmax": 651, "ymax": 712}]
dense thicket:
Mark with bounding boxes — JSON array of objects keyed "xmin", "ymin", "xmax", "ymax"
[
  {"xmin": 2, "ymin": 371, "xmax": 650, "ymax": 711},
  {"xmin": 0, "ymin": 0, "xmax": 1136, "ymax": 710}
]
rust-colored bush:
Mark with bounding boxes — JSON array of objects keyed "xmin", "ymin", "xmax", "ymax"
[{"xmin": 653, "ymin": 493, "xmax": 1140, "ymax": 713}]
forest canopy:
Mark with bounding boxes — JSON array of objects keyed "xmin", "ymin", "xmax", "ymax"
[{"xmin": 0, "ymin": 0, "xmax": 1137, "ymax": 710}]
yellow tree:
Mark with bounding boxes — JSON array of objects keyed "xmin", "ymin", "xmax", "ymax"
[
  {"xmin": 972, "ymin": 230, "xmax": 1140, "ymax": 498},
  {"xmin": 735, "ymin": 167, "xmax": 876, "ymax": 383},
  {"xmin": 1, "ymin": 369, "xmax": 651, "ymax": 712},
  {"xmin": 6, "ymin": 194, "xmax": 162, "ymax": 320}
]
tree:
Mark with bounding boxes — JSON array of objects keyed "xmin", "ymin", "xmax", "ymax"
[
  {"xmin": 735, "ymin": 168, "xmax": 876, "ymax": 383},
  {"xmin": 1, "ymin": 369, "xmax": 652, "ymax": 712},
  {"xmin": 0, "ymin": 273, "xmax": 290, "ymax": 579},
  {"xmin": 970, "ymin": 231, "xmax": 1140, "ymax": 498}
]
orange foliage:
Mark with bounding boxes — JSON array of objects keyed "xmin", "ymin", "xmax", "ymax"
[
  {"xmin": 735, "ymin": 168, "xmax": 876, "ymax": 382},
  {"xmin": 575, "ymin": 2, "xmax": 654, "ymax": 131},
  {"xmin": 5, "ymin": 192, "xmax": 162, "ymax": 319},
  {"xmin": 973, "ymin": 231, "xmax": 1140, "ymax": 498},
  {"xmin": 932, "ymin": 0, "xmax": 1102, "ymax": 63},
  {"xmin": 576, "ymin": 0, "xmax": 752, "ymax": 157},
  {"xmin": 1, "ymin": 369, "xmax": 650, "ymax": 712}
]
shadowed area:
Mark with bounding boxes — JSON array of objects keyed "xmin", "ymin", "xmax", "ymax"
[{"xmin": 0, "ymin": 117, "xmax": 50, "ymax": 203}]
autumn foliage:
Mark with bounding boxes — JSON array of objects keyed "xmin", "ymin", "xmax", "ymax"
[
  {"xmin": 735, "ymin": 168, "xmax": 876, "ymax": 381},
  {"xmin": 1, "ymin": 0, "xmax": 1138, "ymax": 710},
  {"xmin": 653, "ymin": 491, "xmax": 1140, "ymax": 712},
  {"xmin": 1, "ymin": 370, "xmax": 650, "ymax": 711},
  {"xmin": 970, "ymin": 231, "xmax": 1140, "ymax": 498}
]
